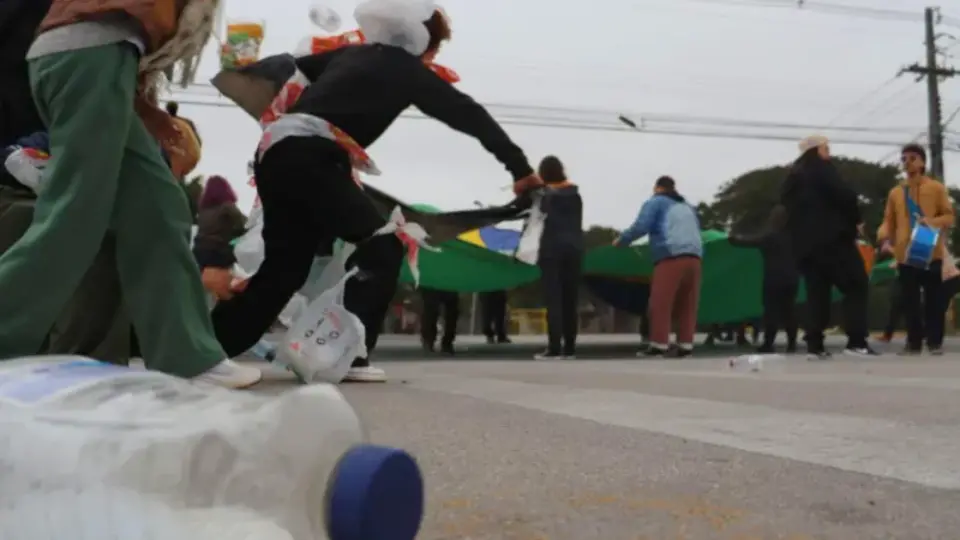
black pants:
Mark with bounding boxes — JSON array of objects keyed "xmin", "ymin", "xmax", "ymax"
[
  {"xmin": 761, "ymin": 281, "xmax": 798, "ymax": 348},
  {"xmin": 480, "ymin": 290, "xmax": 508, "ymax": 341},
  {"xmin": 799, "ymin": 241, "xmax": 869, "ymax": 350},
  {"xmin": 420, "ymin": 288, "xmax": 459, "ymax": 348},
  {"xmin": 898, "ymin": 261, "xmax": 945, "ymax": 350},
  {"xmin": 883, "ymin": 278, "xmax": 903, "ymax": 337},
  {"xmin": 539, "ymin": 251, "xmax": 582, "ymax": 355},
  {"xmin": 211, "ymin": 137, "xmax": 403, "ymax": 365}
]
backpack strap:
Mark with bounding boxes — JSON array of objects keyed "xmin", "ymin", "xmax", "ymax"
[{"xmin": 903, "ymin": 185, "xmax": 923, "ymax": 228}]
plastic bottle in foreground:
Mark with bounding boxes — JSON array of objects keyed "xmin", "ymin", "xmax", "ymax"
[
  {"xmin": 0, "ymin": 356, "xmax": 424, "ymax": 540},
  {"xmin": 728, "ymin": 354, "xmax": 786, "ymax": 372}
]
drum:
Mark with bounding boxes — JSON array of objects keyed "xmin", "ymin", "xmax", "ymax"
[{"xmin": 905, "ymin": 224, "xmax": 939, "ymax": 268}]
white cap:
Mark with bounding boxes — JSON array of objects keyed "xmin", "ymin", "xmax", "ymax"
[{"xmin": 798, "ymin": 135, "xmax": 829, "ymax": 154}]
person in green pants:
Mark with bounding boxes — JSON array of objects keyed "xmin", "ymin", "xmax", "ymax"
[
  {"xmin": 0, "ymin": 185, "xmax": 131, "ymax": 364},
  {"xmin": 0, "ymin": 16, "xmax": 262, "ymax": 388}
]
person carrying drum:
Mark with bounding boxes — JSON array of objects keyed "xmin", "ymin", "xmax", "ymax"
[{"xmin": 877, "ymin": 143, "xmax": 955, "ymax": 355}]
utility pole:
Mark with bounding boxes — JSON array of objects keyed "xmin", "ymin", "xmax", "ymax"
[{"xmin": 901, "ymin": 7, "xmax": 960, "ymax": 180}]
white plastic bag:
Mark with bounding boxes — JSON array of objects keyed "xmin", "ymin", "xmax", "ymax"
[
  {"xmin": 515, "ymin": 193, "xmax": 545, "ymax": 265},
  {"xmin": 354, "ymin": 0, "xmax": 437, "ymax": 56},
  {"xmin": 308, "ymin": 3, "xmax": 342, "ymax": 31},
  {"xmin": 233, "ymin": 220, "xmax": 265, "ymax": 276},
  {"xmin": 278, "ymin": 293, "xmax": 308, "ymax": 328},
  {"xmin": 3, "ymin": 147, "xmax": 48, "ymax": 192},
  {"xmin": 278, "ymin": 267, "xmax": 367, "ymax": 384}
]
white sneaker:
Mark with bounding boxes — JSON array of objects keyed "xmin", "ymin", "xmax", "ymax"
[
  {"xmin": 193, "ymin": 359, "xmax": 263, "ymax": 389},
  {"xmin": 343, "ymin": 365, "xmax": 387, "ymax": 383}
]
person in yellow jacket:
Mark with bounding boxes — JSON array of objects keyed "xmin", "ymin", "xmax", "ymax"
[{"xmin": 877, "ymin": 143, "xmax": 955, "ymax": 355}]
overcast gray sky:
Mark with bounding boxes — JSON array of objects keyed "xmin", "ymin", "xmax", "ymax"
[{"xmin": 167, "ymin": 0, "xmax": 960, "ymax": 229}]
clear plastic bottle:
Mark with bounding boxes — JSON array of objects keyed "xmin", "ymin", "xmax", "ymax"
[
  {"xmin": 249, "ymin": 338, "xmax": 278, "ymax": 361},
  {"xmin": 728, "ymin": 354, "xmax": 786, "ymax": 372},
  {"xmin": 0, "ymin": 356, "xmax": 424, "ymax": 540}
]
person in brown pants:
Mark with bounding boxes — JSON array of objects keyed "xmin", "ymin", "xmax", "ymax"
[{"xmin": 614, "ymin": 176, "xmax": 703, "ymax": 357}]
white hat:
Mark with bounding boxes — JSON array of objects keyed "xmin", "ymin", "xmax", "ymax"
[
  {"xmin": 798, "ymin": 135, "xmax": 829, "ymax": 154},
  {"xmin": 354, "ymin": 0, "xmax": 439, "ymax": 56}
]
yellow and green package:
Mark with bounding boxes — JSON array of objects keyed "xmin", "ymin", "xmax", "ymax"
[{"xmin": 220, "ymin": 20, "xmax": 265, "ymax": 69}]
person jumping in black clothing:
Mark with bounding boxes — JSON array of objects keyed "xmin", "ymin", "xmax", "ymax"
[
  {"xmin": 729, "ymin": 205, "xmax": 799, "ymax": 353},
  {"xmin": 781, "ymin": 135, "xmax": 876, "ymax": 359},
  {"xmin": 210, "ymin": 4, "xmax": 543, "ymax": 382}
]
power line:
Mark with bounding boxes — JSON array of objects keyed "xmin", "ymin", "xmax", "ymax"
[
  {"xmin": 666, "ymin": 0, "xmax": 960, "ymax": 26},
  {"xmin": 165, "ymin": 96, "xmax": 931, "ymax": 149},
  {"xmin": 842, "ymin": 83, "xmax": 919, "ymax": 126},
  {"xmin": 169, "ymin": 84, "xmax": 920, "ymax": 135},
  {"xmin": 823, "ymin": 75, "xmax": 902, "ymax": 127}
]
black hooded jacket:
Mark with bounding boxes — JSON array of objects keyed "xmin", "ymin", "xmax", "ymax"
[
  {"xmin": 539, "ymin": 182, "xmax": 584, "ymax": 256},
  {"xmin": 780, "ymin": 152, "xmax": 861, "ymax": 260},
  {"xmin": 290, "ymin": 45, "xmax": 533, "ymax": 181}
]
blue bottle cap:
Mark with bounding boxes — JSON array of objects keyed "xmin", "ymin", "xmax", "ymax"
[{"xmin": 327, "ymin": 444, "xmax": 424, "ymax": 540}]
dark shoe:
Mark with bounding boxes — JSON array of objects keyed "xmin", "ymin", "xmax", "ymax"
[
  {"xmin": 440, "ymin": 344, "xmax": 456, "ymax": 356},
  {"xmin": 343, "ymin": 360, "xmax": 387, "ymax": 382},
  {"xmin": 351, "ymin": 356, "xmax": 370, "ymax": 368},
  {"xmin": 844, "ymin": 346, "xmax": 879, "ymax": 358},
  {"xmin": 640, "ymin": 346, "xmax": 668, "ymax": 357},
  {"xmin": 668, "ymin": 348, "xmax": 693, "ymax": 358},
  {"xmin": 497, "ymin": 336, "xmax": 512, "ymax": 344},
  {"xmin": 485, "ymin": 336, "xmax": 496, "ymax": 345},
  {"xmin": 421, "ymin": 339, "xmax": 435, "ymax": 353},
  {"xmin": 534, "ymin": 350, "xmax": 562, "ymax": 360},
  {"xmin": 756, "ymin": 344, "xmax": 776, "ymax": 354},
  {"xmin": 929, "ymin": 346, "xmax": 944, "ymax": 356}
]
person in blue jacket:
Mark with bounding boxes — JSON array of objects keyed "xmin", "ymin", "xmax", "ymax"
[{"xmin": 614, "ymin": 176, "xmax": 703, "ymax": 357}]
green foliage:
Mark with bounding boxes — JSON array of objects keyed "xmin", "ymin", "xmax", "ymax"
[{"xmin": 695, "ymin": 202, "xmax": 727, "ymax": 231}]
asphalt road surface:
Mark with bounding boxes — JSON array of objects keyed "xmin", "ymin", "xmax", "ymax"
[{"xmin": 249, "ymin": 337, "xmax": 960, "ymax": 540}]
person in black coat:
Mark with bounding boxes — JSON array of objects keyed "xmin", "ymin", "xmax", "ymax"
[
  {"xmin": 534, "ymin": 155, "xmax": 584, "ymax": 359},
  {"xmin": 729, "ymin": 205, "xmax": 799, "ymax": 353},
  {"xmin": 780, "ymin": 136, "xmax": 875, "ymax": 359}
]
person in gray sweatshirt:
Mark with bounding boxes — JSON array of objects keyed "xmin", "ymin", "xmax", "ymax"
[{"xmin": 534, "ymin": 156, "xmax": 584, "ymax": 359}]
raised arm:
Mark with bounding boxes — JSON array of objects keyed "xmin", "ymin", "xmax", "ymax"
[
  {"xmin": 409, "ymin": 59, "xmax": 533, "ymax": 182},
  {"xmin": 728, "ymin": 230, "xmax": 773, "ymax": 248},
  {"xmin": 616, "ymin": 198, "xmax": 662, "ymax": 247}
]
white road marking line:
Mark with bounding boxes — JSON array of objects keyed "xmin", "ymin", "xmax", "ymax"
[{"xmin": 408, "ymin": 374, "xmax": 960, "ymax": 489}]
